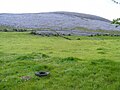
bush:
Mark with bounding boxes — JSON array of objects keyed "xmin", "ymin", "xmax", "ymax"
[
  {"xmin": 13, "ymin": 28, "xmax": 27, "ymax": 32},
  {"xmin": 30, "ymin": 30, "xmax": 36, "ymax": 34},
  {"xmin": 3, "ymin": 29, "xmax": 8, "ymax": 32}
]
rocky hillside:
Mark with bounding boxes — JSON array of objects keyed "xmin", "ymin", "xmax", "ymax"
[{"xmin": 0, "ymin": 11, "xmax": 120, "ymax": 31}]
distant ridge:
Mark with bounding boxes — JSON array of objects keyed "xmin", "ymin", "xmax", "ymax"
[
  {"xmin": 51, "ymin": 11, "xmax": 111, "ymax": 22},
  {"xmin": 0, "ymin": 11, "xmax": 119, "ymax": 31}
]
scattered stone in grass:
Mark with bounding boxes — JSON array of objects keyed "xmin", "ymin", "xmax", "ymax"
[
  {"xmin": 21, "ymin": 76, "xmax": 31, "ymax": 81},
  {"xmin": 35, "ymin": 71, "xmax": 50, "ymax": 77}
]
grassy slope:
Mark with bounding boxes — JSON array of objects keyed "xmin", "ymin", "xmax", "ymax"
[{"xmin": 0, "ymin": 32, "xmax": 120, "ymax": 90}]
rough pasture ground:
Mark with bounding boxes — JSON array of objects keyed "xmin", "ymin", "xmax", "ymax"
[{"xmin": 0, "ymin": 32, "xmax": 120, "ymax": 90}]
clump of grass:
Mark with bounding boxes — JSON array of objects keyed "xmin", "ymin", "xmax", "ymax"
[
  {"xmin": 0, "ymin": 52, "xmax": 4, "ymax": 56},
  {"xmin": 16, "ymin": 52, "xmax": 49, "ymax": 60},
  {"xmin": 97, "ymin": 48, "xmax": 105, "ymax": 50},
  {"xmin": 17, "ymin": 54, "xmax": 34, "ymax": 60},
  {"xmin": 97, "ymin": 47, "xmax": 107, "ymax": 54},
  {"xmin": 90, "ymin": 59, "xmax": 113, "ymax": 65},
  {"xmin": 60, "ymin": 57, "xmax": 81, "ymax": 63},
  {"xmin": 98, "ymin": 51, "xmax": 106, "ymax": 54},
  {"xmin": 33, "ymin": 64, "xmax": 54, "ymax": 71}
]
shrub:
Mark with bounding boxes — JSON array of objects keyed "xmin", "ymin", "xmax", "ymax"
[{"xmin": 3, "ymin": 29, "xmax": 8, "ymax": 32}]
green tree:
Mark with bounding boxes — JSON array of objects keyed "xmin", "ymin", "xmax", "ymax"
[
  {"xmin": 111, "ymin": 0, "xmax": 120, "ymax": 26},
  {"xmin": 112, "ymin": 18, "xmax": 120, "ymax": 27}
]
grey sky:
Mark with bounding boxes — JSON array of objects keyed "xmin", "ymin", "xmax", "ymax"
[{"xmin": 0, "ymin": 0, "xmax": 120, "ymax": 20}]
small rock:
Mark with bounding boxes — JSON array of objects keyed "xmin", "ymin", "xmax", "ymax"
[{"xmin": 21, "ymin": 76, "xmax": 31, "ymax": 81}]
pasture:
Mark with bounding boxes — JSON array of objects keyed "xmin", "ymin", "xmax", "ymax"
[{"xmin": 0, "ymin": 32, "xmax": 120, "ymax": 90}]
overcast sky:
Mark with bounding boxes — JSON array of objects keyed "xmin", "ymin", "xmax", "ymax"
[{"xmin": 0, "ymin": 0, "xmax": 120, "ymax": 20}]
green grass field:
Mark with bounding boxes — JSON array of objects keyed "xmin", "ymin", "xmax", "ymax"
[{"xmin": 0, "ymin": 32, "xmax": 120, "ymax": 90}]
